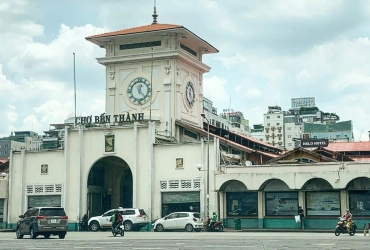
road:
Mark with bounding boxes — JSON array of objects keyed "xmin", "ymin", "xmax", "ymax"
[{"xmin": 0, "ymin": 231, "xmax": 369, "ymax": 249}]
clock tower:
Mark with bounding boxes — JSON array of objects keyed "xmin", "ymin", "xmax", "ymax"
[{"xmin": 86, "ymin": 12, "xmax": 218, "ymax": 139}]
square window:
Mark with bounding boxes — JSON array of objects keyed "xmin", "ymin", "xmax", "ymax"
[
  {"xmin": 176, "ymin": 158, "xmax": 184, "ymax": 168},
  {"xmin": 41, "ymin": 164, "xmax": 48, "ymax": 174}
]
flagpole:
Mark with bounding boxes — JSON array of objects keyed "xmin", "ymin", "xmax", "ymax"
[
  {"xmin": 149, "ymin": 47, "xmax": 153, "ymax": 121},
  {"xmin": 73, "ymin": 53, "xmax": 77, "ymax": 126}
]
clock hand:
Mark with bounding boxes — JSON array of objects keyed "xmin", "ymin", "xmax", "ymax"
[{"xmin": 136, "ymin": 84, "xmax": 145, "ymax": 96}]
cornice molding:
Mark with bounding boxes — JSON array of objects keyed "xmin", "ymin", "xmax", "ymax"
[{"xmin": 96, "ymin": 50, "xmax": 211, "ymax": 72}]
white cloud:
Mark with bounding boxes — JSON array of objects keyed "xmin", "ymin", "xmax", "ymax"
[
  {"xmin": 245, "ymin": 88, "xmax": 262, "ymax": 98},
  {"xmin": 296, "ymin": 70, "xmax": 311, "ymax": 80},
  {"xmin": 0, "ymin": 0, "xmax": 370, "ymax": 143},
  {"xmin": 0, "ymin": 0, "xmax": 26, "ymax": 13},
  {"xmin": 6, "ymin": 104, "xmax": 18, "ymax": 122},
  {"xmin": 203, "ymin": 75, "xmax": 229, "ymax": 102}
]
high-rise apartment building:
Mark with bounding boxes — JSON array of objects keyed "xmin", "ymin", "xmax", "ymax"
[{"xmin": 263, "ymin": 106, "xmax": 284, "ymax": 148}]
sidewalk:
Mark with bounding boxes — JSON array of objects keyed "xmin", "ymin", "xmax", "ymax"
[{"xmin": 224, "ymin": 228, "xmax": 332, "ymax": 233}]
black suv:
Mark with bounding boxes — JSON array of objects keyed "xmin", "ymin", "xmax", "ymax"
[{"xmin": 16, "ymin": 207, "xmax": 68, "ymax": 239}]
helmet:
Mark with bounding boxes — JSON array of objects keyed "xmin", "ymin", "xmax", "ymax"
[
  {"xmin": 346, "ymin": 209, "xmax": 349, "ymax": 212},
  {"xmin": 114, "ymin": 209, "xmax": 119, "ymax": 213}
]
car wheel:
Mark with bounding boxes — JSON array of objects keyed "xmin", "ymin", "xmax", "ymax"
[
  {"xmin": 156, "ymin": 224, "xmax": 164, "ymax": 232},
  {"xmin": 16, "ymin": 227, "xmax": 24, "ymax": 239},
  {"xmin": 124, "ymin": 221, "xmax": 133, "ymax": 231},
  {"xmin": 185, "ymin": 224, "xmax": 193, "ymax": 232},
  {"xmin": 44, "ymin": 234, "xmax": 50, "ymax": 239},
  {"xmin": 89, "ymin": 221, "xmax": 100, "ymax": 232},
  {"xmin": 59, "ymin": 233, "xmax": 66, "ymax": 239},
  {"xmin": 30, "ymin": 227, "xmax": 37, "ymax": 239}
]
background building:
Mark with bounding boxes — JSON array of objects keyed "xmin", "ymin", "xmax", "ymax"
[
  {"xmin": 251, "ymin": 124, "xmax": 264, "ymax": 142},
  {"xmin": 264, "ymin": 97, "xmax": 353, "ymax": 150},
  {"xmin": 263, "ymin": 106, "xmax": 284, "ymax": 148}
]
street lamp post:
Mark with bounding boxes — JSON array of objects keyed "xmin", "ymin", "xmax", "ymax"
[{"xmin": 201, "ymin": 113, "xmax": 210, "ymax": 219}]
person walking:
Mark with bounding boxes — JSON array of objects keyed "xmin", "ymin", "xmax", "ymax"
[{"xmin": 298, "ymin": 206, "xmax": 305, "ymax": 229}]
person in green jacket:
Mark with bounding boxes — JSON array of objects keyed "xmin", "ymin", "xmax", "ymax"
[
  {"xmin": 210, "ymin": 212, "xmax": 217, "ymax": 229},
  {"xmin": 110, "ymin": 210, "xmax": 123, "ymax": 233}
]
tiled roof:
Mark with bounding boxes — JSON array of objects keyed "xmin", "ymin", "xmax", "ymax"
[
  {"xmin": 326, "ymin": 142, "xmax": 370, "ymax": 152},
  {"xmin": 236, "ymin": 132, "xmax": 281, "ymax": 151},
  {"xmin": 175, "ymin": 120, "xmax": 278, "ymax": 159},
  {"xmin": 86, "ymin": 23, "xmax": 183, "ymax": 39}
]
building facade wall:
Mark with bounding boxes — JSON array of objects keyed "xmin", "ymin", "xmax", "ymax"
[{"xmin": 216, "ymin": 162, "xmax": 370, "ymax": 229}]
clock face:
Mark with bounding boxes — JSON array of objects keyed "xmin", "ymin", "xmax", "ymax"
[
  {"xmin": 127, "ymin": 77, "xmax": 151, "ymax": 104},
  {"xmin": 185, "ymin": 81, "xmax": 195, "ymax": 107}
]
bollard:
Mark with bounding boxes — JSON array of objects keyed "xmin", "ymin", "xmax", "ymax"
[{"xmin": 364, "ymin": 223, "xmax": 366, "ymax": 236}]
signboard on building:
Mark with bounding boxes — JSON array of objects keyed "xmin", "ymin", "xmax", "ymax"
[{"xmin": 300, "ymin": 139, "xmax": 329, "ymax": 148}]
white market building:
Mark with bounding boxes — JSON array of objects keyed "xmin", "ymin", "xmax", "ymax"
[{"xmin": 4, "ymin": 15, "xmax": 370, "ymax": 231}]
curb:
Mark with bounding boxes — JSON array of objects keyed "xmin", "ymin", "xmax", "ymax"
[
  {"xmin": 224, "ymin": 229, "xmax": 332, "ymax": 233},
  {"xmin": 0, "ymin": 229, "xmax": 15, "ymax": 232}
]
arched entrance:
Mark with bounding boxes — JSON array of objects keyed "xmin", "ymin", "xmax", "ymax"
[
  {"xmin": 346, "ymin": 177, "xmax": 370, "ymax": 217},
  {"xmin": 87, "ymin": 156, "xmax": 132, "ymax": 217}
]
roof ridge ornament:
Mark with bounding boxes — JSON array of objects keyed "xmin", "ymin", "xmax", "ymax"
[{"xmin": 152, "ymin": 0, "xmax": 158, "ymax": 24}]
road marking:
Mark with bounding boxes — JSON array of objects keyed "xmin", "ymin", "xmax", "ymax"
[
  {"xmin": 313, "ymin": 244, "xmax": 335, "ymax": 246},
  {"xmin": 73, "ymin": 247, "xmax": 103, "ymax": 249},
  {"xmin": 131, "ymin": 248, "xmax": 163, "ymax": 250}
]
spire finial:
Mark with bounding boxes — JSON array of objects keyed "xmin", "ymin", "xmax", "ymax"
[{"xmin": 152, "ymin": 0, "xmax": 158, "ymax": 24}]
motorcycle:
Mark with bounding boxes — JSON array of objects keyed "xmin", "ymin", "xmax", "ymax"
[
  {"xmin": 204, "ymin": 217, "xmax": 224, "ymax": 232},
  {"xmin": 79, "ymin": 216, "xmax": 89, "ymax": 231},
  {"xmin": 335, "ymin": 217, "xmax": 357, "ymax": 236},
  {"xmin": 112, "ymin": 222, "xmax": 125, "ymax": 237}
]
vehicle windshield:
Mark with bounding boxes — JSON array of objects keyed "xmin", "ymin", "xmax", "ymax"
[{"xmin": 39, "ymin": 208, "xmax": 66, "ymax": 216}]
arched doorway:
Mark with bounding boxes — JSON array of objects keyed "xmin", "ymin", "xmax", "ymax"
[
  {"xmin": 87, "ymin": 156, "xmax": 132, "ymax": 217},
  {"xmin": 346, "ymin": 177, "xmax": 370, "ymax": 217},
  {"xmin": 260, "ymin": 179, "xmax": 297, "ymax": 216},
  {"xmin": 219, "ymin": 180, "xmax": 257, "ymax": 217}
]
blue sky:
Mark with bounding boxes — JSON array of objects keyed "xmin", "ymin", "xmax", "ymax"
[{"xmin": 1, "ymin": 0, "xmax": 370, "ymax": 141}]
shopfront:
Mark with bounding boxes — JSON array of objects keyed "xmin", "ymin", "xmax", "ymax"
[{"xmin": 161, "ymin": 192, "xmax": 200, "ymax": 217}]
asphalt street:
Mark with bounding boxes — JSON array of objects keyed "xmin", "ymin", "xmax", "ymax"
[{"xmin": 0, "ymin": 231, "xmax": 369, "ymax": 250}]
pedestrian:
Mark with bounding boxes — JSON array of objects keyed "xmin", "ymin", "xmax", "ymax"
[{"xmin": 298, "ymin": 206, "xmax": 305, "ymax": 229}]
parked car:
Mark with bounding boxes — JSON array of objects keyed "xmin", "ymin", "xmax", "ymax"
[
  {"xmin": 16, "ymin": 207, "xmax": 68, "ymax": 239},
  {"xmin": 152, "ymin": 212, "xmax": 203, "ymax": 232},
  {"xmin": 88, "ymin": 207, "xmax": 148, "ymax": 231}
]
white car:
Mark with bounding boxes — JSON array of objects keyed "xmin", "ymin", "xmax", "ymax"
[
  {"xmin": 88, "ymin": 208, "xmax": 148, "ymax": 231},
  {"xmin": 152, "ymin": 212, "xmax": 203, "ymax": 232}
]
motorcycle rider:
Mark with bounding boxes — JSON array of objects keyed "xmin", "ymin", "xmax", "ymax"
[
  {"xmin": 342, "ymin": 209, "xmax": 352, "ymax": 232},
  {"xmin": 210, "ymin": 212, "xmax": 217, "ymax": 230},
  {"xmin": 110, "ymin": 209, "xmax": 123, "ymax": 234}
]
